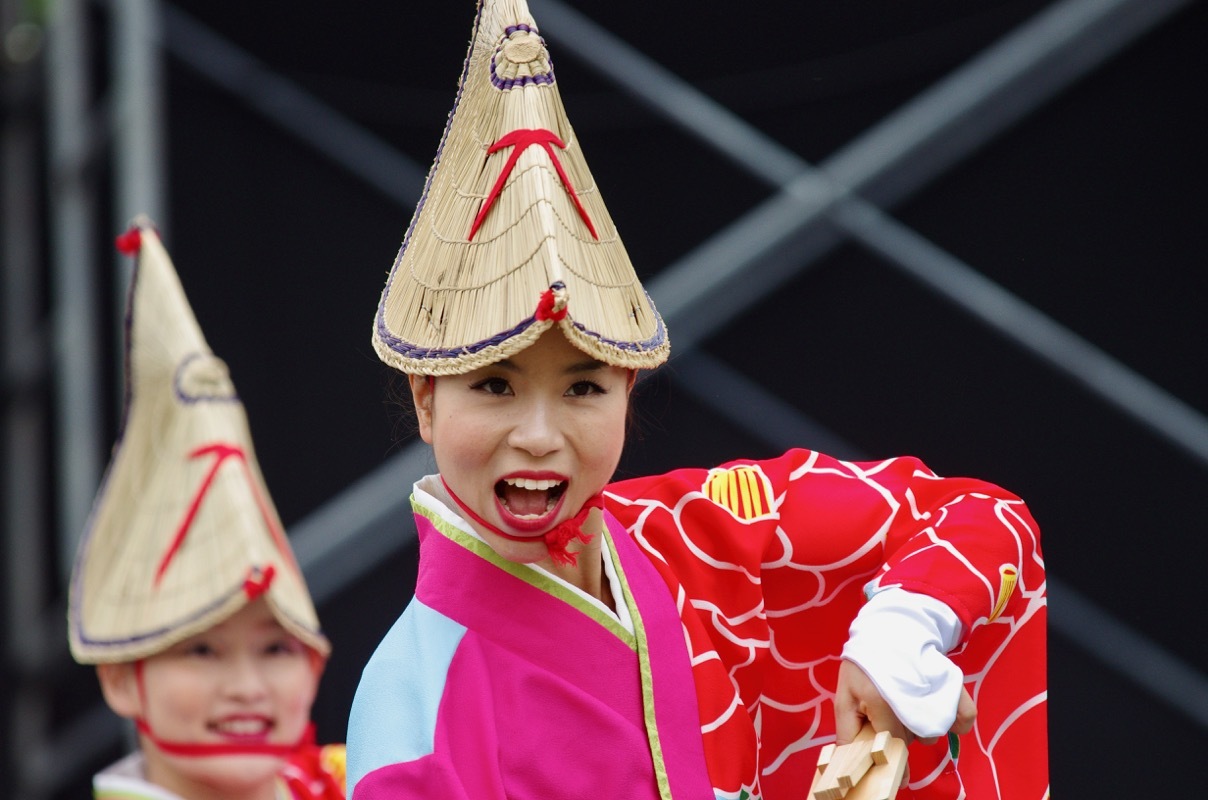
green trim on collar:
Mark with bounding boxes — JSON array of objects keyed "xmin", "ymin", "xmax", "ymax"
[
  {"xmin": 413, "ymin": 496, "xmax": 637, "ymax": 649},
  {"xmin": 603, "ymin": 517, "xmax": 674, "ymax": 800}
]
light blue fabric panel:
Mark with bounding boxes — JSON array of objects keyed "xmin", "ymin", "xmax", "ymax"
[{"xmin": 346, "ymin": 598, "xmax": 467, "ymax": 790}]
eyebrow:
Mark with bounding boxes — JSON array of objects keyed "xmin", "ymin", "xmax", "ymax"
[
  {"xmin": 566, "ymin": 359, "xmax": 607, "ymax": 374},
  {"xmin": 491, "ymin": 358, "xmax": 606, "ymax": 374}
]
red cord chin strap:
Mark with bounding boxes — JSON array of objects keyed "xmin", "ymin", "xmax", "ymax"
[
  {"xmin": 439, "ymin": 476, "xmax": 600, "ymax": 566},
  {"xmin": 133, "ymin": 660, "xmax": 314, "ymax": 758}
]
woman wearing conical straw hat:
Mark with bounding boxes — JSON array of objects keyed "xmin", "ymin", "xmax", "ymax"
[
  {"xmin": 69, "ymin": 219, "xmax": 346, "ymax": 800},
  {"xmin": 348, "ymin": 2, "xmax": 1048, "ymax": 798}
]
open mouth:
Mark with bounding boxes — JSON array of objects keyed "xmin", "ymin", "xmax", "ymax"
[
  {"xmin": 495, "ymin": 477, "xmax": 567, "ymax": 520},
  {"xmin": 210, "ymin": 717, "xmax": 273, "ymax": 740}
]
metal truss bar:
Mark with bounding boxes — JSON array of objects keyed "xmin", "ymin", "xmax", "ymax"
[
  {"xmin": 822, "ymin": 0, "xmax": 1194, "ymax": 206},
  {"xmin": 3, "ymin": 17, "xmax": 53, "ymax": 798},
  {"xmin": 672, "ymin": 348, "xmax": 1208, "ymax": 731},
  {"xmin": 160, "ymin": 5, "xmax": 426, "ymax": 208},
  {"xmin": 534, "ymin": 0, "xmax": 1190, "ymax": 203},
  {"xmin": 668, "ymin": 352, "xmax": 863, "ymax": 461},
  {"xmin": 833, "ymin": 201, "xmax": 1208, "ymax": 464},
  {"xmin": 1047, "ymin": 577, "xmax": 1208, "ymax": 728},
  {"xmin": 288, "ymin": 441, "xmax": 431, "ymax": 606},
  {"xmin": 25, "ymin": 703, "xmax": 125, "ymax": 797},
  {"xmin": 111, "ymin": 0, "xmax": 168, "ymax": 346},
  {"xmin": 111, "ymin": 0, "xmax": 167, "ymax": 229},
  {"xmin": 528, "ymin": 0, "xmax": 803, "ymax": 186},
  {"xmin": 47, "ymin": 0, "xmax": 105, "ymax": 583},
  {"xmin": 2, "ymin": 3, "xmax": 49, "ymax": 672},
  {"xmin": 535, "ymin": 0, "xmax": 1208, "ymax": 468}
]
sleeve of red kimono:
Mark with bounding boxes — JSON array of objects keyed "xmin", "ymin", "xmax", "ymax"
[
  {"xmin": 757, "ymin": 450, "xmax": 1044, "ymax": 743},
  {"xmin": 826, "ymin": 454, "xmax": 1048, "ymax": 795},
  {"xmin": 614, "ymin": 448, "xmax": 1041, "ymax": 654},
  {"xmin": 852, "ymin": 454, "xmax": 1043, "ymax": 640},
  {"xmin": 609, "ymin": 449, "xmax": 1047, "ymax": 796},
  {"xmin": 819, "ymin": 450, "xmax": 1039, "ymax": 737},
  {"xmin": 691, "ymin": 448, "xmax": 1041, "ymax": 637}
]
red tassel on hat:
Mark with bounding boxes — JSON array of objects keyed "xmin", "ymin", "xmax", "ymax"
[
  {"xmin": 243, "ymin": 564, "xmax": 276, "ymax": 600},
  {"xmin": 115, "ymin": 227, "xmax": 143, "ymax": 255},
  {"xmin": 535, "ymin": 284, "xmax": 568, "ymax": 322}
]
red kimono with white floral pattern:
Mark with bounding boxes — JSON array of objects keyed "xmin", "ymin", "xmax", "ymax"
[{"xmin": 605, "ymin": 449, "xmax": 1048, "ymax": 800}]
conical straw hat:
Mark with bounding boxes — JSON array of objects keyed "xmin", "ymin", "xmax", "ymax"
[
  {"xmin": 372, "ymin": 0, "xmax": 669, "ymax": 375},
  {"xmin": 68, "ymin": 219, "xmax": 330, "ymax": 664}
]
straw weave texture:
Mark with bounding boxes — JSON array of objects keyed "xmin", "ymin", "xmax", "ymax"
[
  {"xmin": 68, "ymin": 224, "xmax": 329, "ymax": 664},
  {"xmin": 373, "ymin": 0, "xmax": 668, "ymax": 375}
]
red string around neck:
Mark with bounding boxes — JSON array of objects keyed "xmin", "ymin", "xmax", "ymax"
[
  {"xmin": 439, "ymin": 476, "xmax": 599, "ymax": 566},
  {"xmin": 133, "ymin": 660, "xmax": 315, "ymax": 758}
]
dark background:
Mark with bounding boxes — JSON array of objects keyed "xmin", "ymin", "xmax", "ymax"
[{"xmin": 5, "ymin": 0, "xmax": 1207, "ymax": 796}]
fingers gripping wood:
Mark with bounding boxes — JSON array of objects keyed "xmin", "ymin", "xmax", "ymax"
[{"xmin": 809, "ymin": 723, "xmax": 908, "ymax": 800}]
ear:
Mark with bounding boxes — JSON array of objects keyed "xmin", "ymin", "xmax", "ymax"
[
  {"xmin": 96, "ymin": 662, "xmax": 142, "ymax": 720},
  {"xmin": 626, "ymin": 369, "xmax": 637, "ymax": 394},
  {"xmin": 308, "ymin": 648, "xmax": 328, "ymax": 679},
  {"xmin": 409, "ymin": 374, "xmax": 435, "ymax": 444}
]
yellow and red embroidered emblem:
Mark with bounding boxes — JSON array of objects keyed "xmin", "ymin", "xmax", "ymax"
[{"xmin": 702, "ymin": 465, "xmax": 774, "ymax": 522}]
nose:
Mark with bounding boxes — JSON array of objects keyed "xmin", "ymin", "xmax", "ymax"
[
  {"xmin": 224, "ymin": 653, "xmax": 270, "ymax": 701},
  {"xmin": 506, "ymin": 398, "xmax": 565, "ymax": 457}
]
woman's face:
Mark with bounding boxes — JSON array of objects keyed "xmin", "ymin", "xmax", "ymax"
[
  {"xmin": 101, "ymin": 599, "xmax": 321, "ymax": 799},
  {"xmin": 411, "ymin": 329, "xmax": 632, "ymax": 564}
]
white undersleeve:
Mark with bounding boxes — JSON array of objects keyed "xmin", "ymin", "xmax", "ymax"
[{"xmin": 840, "ymin": 587, "xmax": 965, "ymax": 738}]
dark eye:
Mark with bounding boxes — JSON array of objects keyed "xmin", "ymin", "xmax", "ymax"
[
  {"xmin": 184, "ymin": 642, "xmax": 217, "ymax": 658},
  {"xmin": 472, "ymin": 376, "xmax": 512, "ymax": 396},
  {"xmin": 566, "ymin": 380, "xmax": 605, "ymax": 398},
  {"xmin": 265, "ymin": 638, "xmax": 304, "ymax": 657}
]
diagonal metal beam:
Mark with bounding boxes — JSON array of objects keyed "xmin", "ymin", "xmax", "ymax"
[
  {"xmin": 160, "ymin": 5, "xmax": 427, "ymax": 207},
  {"xmin": 534, "ymin": 0, "xmax": 1208, "ymax": 467},
  {"xmin": 833, "ymin": 200, "xmax": 1208, "ymax": 464},
  {"xmin": 289, "ymin": 441, "xmax": 431, "ymax": 604},
  {"xmin": 534, "ymin": 0, "xmax": 1190, "ymax": 207},
  {"xmin": 812, "ymin": 0, "xmax": 1197, "ymax": 208}
]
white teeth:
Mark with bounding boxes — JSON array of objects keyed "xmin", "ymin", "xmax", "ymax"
[
  {"xmin": 504, "ymin": 477, "xmax": 562, "ymax": 491},
  {"xmin": 214, "ymin": 719, "xmax": 269, "ymax": 736},
  {"xmin": 515, "ymin": 498, "xmax": 557, "ymax": 521}
]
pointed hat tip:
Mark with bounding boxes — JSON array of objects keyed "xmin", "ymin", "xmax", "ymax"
[
  {"xmin": 115, "ymin": 227, "xmax": 142, "ymax": 255},
  {"xmin": 115, "ymin": 214, "xmax": 159, "ymax": 255}
]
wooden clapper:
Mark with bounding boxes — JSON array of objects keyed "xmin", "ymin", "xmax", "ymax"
[{"xmin": 808, "ymin": 723, "xmax": 908, "ymax": 800}]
